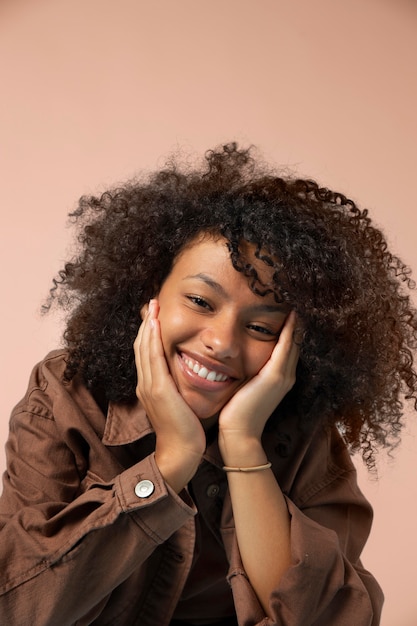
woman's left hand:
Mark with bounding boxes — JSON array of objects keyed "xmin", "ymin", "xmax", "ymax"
[
  {"xmin": 218, "ymin": 311, "xmax": 299, "ymax": 611},
  {"xmin": 218, "ymin": 311, "xmax": 299, "ymax": 463}
]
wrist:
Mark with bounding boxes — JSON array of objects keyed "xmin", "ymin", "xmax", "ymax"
[
  {"xmin": 218, "ymin": 434, "xmax": 267, "ymax": 469},
  {"xmin": 223, "ymin": 461, "xmax": 272, "ymax": 473},
  {"xmin": 155, "ymin": 445, "xmax": 202, "ymax": 493}
]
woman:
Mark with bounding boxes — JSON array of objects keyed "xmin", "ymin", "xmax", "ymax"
[{"xmin": 1, "ymin": 143, "xmax": 416, "ymax": 625}]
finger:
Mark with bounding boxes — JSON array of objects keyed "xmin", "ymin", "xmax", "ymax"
[
  {"xmin": 139, "ymin": 300, "xmax": 174, "ymax": 399},
  {"xmin": 140, "ymin": 302, "xmax": 149, "ymax": 320},
  {"xmin": 256, "ymin": 313, "xmax": 299, "ymax": 395},
  {"xmin": 136, "ymin": 299, "xmax": 158, "ymax": 346},
  {"xmin": 148, "ymin": 316, "xmax": 170, "ymax": 371},
  {"xmin": 269, "ymin": 311, "xmax": 299, "ymax": 368},
  {"xmin": 134, "ymin": 299, "xmax": 153, "ymax": 352},
  {"xmin": 282, "ymin": 312, "xmax": 300, "ymax": 365},
  {"xmin": 134, "ymin": 300, "xmax": 157, "ymax": 392}
]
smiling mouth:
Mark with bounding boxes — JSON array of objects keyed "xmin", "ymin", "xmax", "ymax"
[{"xmin": 181, "ymin": 354, "xmax": 231, "ymax": 382}]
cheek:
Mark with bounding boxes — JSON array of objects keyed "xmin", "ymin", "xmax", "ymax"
[
  {"xmin": 246, "ymin": 343, "xmax": 276, "ymax": 377},
  {"xmin": 158, "ymin": 304, "xmax": 194, "ymax": 351}
]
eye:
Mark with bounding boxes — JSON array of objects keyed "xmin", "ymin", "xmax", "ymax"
[
  {"xmin": 247, "ymin": 324, "xmax": 277, "ymax": 338},
  {"xmin": 186, "ymin": 295, "xmax": 213, "ymax": 311}
]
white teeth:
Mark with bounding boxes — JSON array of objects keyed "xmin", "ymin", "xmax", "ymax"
[
  {"xmin": 198, "ymin": 367, "xmax": 209, "ymax": 378},
  {"xmin": 197, "ymin": 367, "xmax": 209, "ymax": 378},
  {"xmin": 183, "ymin": 357, "xmax": 228, "ymax": 382}
]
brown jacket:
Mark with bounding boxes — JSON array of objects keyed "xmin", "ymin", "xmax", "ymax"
[{"xmin": 0, "ymin": 351, "xmax": 383, "ymax": 625}]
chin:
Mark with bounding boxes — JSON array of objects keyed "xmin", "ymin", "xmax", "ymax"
[
  {"xmin": 190, "ymin": 404, "xmax": 221, "ymax": 422},
  {"xmin": 181, "ymin": 394, "xmax": 223, "ymax": 422}
]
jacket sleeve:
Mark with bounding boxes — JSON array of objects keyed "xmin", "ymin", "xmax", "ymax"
[
  {"xmin": 224, "ymin": 429, "xmax": 384, "ymax": 626},
  {"xmin": 0, "ymin": 398, "xmax": 196, "ymax": 624}
]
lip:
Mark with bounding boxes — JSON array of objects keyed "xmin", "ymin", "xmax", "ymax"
[
  {"xmin": 180, "ymin": 350, "xmax": 239, "ymax": 378},
  {"xmin": 176, "ymin": 351, "xmax": 239, "ymax": 391}
]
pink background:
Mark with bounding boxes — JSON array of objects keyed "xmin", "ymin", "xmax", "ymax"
[{"xmin": 1, "ymin": 1, "xmax": 416, "ymax": 623}]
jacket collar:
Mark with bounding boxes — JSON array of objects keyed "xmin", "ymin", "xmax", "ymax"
[
  {"xmin": 102, "ymin": 399, "xmax": 224, "ymax": 468},
  {"xmin": 102, "ymin": 399, "xmax": 153, "ymax": 446}
]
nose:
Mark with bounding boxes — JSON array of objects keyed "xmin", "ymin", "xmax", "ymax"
[{"xmin": 200, "ymin": 314, "xmax": 240, "ymax": 360}]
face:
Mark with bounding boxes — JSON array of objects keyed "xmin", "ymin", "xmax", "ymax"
[{"xmin": 154, "ymin": 235, "xmax": 289, "ymax": 425}]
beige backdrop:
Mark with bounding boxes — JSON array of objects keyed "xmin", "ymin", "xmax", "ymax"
[{"xmin": 1, "ymin": 1, "xmax": 416, "ymax": 624}]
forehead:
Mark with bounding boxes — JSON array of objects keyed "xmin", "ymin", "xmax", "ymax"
[{"xmin": 172, "ymin": 234, "xmax": 277, "ymax": 291}]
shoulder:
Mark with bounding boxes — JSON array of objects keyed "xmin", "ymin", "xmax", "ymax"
[
  {"xmin": 9, "ymin": 350, "xmax": 108, "ymax": 458},
  {"xmin": 268, "ymin": 418, "xmax": 365, "ymax": 508},
  {"xmin": 11, "ymin": 350, "xmax": 85, "ymax": 421},
  {"xmin": 30, "ymin": 348, "xmax": 70, "ymax": 384},
  {"xmin": 294, "ymin": 425, "xmax": 362, "ymax": 505}
]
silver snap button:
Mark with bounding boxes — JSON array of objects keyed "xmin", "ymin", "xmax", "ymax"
[
  {"xmin": 134, "ymin": 479, "xmax": 155, "ymax": 498},
  {"xmin": 206, "ymin": 483, "xmax": 220, "ymax": 498}
]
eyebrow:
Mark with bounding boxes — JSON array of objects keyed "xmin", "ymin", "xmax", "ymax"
[
  {"xmin": 184, "ymin": 273, "xmax": 288, "ymax": 314},
  {"xmin": 184, "ymin": 273, "xmax": 228, "ymax": 296}
]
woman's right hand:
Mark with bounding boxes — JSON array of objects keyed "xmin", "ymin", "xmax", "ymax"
[{"xmin": 134, "ymin": 299, "xmax": 206, "ymax": 492}]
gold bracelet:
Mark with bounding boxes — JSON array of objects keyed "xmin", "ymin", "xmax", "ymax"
[{"xmin": 222, "ymin": 461, "xmax": 272, "ymax": 473}]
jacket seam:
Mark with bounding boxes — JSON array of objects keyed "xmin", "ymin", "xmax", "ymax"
[{"xmin": 296, "ymin": 464, "xmax": 355, "ymax": 506}]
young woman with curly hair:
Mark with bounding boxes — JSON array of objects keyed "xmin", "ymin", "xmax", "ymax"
[{"xmin": 1, "ymin": 143, "xmax": 416, "ymax": 625}]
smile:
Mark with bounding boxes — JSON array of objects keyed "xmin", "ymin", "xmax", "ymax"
[{"xmin": 181, "ymin": 354, "xmax": 230, "ymax": 382}]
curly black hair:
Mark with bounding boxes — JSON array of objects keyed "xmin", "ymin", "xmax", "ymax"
[{"xmin": 46, "ymin": 143, "xmax": 417, "ymax": 466}]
